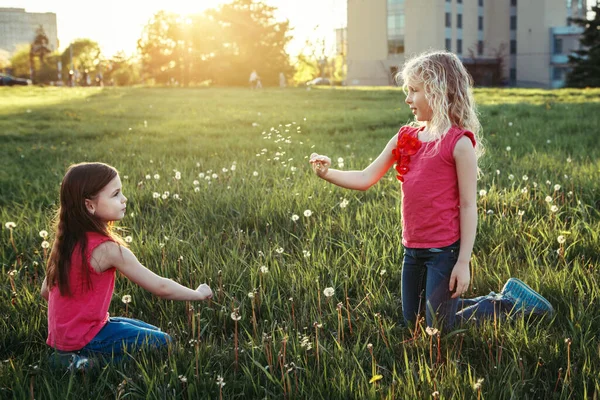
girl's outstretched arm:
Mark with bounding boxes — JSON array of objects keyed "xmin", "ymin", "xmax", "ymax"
[
  {"xmin": 449, "ymin": 136, "xmax": 478, "ymax": 298},
  {"xmin": 91, "ymin": 241, "xmax": 213, "ymax": 301},
  {"xmin": 309, "ymin": 134, "xmax": 398, "ymax": 191}
]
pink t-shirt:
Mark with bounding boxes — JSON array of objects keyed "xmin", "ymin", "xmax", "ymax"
[
  {"xmin": 394, "ymin": 125, "xmax": 476, "ymax": 248},
  {"xmin": 47, "ymin": 232, "xmax": 115, "ymax": 351}
]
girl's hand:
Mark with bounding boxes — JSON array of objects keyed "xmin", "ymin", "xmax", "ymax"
[
  {"xmin": 196, "ymin": 283, "xmax": 213, "ymax": 300},
  {"xmin": 449, "ymin": 261, "xmax": 470, "ymax": 299},
  {"xmin": 309, "ymin": 153, "xmax": 331, "ymax": 177}
]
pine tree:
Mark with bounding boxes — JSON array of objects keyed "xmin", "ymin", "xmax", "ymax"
[{"xmin": 566, "ymin": 6, "xmax": 600, "ymax": 87}]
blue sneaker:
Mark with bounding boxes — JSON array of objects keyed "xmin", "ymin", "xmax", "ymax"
[{"xmin": 501, "ymin": 278, "xmax": 554, "ymax": 315}]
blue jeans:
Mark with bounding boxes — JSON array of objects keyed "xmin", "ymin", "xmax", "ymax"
[
  {"xmin": 402, "ymin": 240, "xmax": 460, "ymax": 331},
  {"xmin": 80, "ymin": 317, "xmax": 172, "ymax": 359}
]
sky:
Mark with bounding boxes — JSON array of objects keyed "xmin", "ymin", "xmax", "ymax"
[{"xmin": 2, "ymin": 0, "xmax": 347, "ymax": 57}]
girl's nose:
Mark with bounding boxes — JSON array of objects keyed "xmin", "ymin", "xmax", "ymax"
[{"xmin": 122, "ymin": 196, "xmax": 127, "ymax": 203}]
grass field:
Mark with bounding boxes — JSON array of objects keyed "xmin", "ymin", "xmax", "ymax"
[{"xmin": 1, "ymin": 86, "xmax": 599, "ymax": 399}]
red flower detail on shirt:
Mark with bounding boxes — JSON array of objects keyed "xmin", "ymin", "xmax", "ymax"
[{"xmin": 392, "ymin": 130, "xmax": 422, "ymax": 182}]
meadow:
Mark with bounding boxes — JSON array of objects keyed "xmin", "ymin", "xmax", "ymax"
[{"xmin": 0, "ymin": 86, "xmax": 599, "ymax": 399}]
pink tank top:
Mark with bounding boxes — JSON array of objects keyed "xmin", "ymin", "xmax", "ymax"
[
  {"xmin": 393, "ymin": 125, "xmax": 476, "ymax": 248},
  {"xmin": 47, "ymin": 232, "xmax": 115, "ymax": 351}
]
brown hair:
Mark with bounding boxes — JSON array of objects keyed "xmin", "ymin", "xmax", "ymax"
[{"xmin": 46, "ymin": 162, "xmax": 125, "ymax": 296}]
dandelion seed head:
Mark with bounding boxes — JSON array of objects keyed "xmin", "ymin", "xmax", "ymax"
[
  {"xmin": 557, "ymin": 235, "xmax": 566, "ymax": 244},
  {"xmin": 304, "ymin": 209, "xmax": 312, "ymax": 217},
  {"xmin": 39, "ymin": 230, "xmax": 48, "ymax": 238},
  {"xmin": 121, "ymin": 295, "xmax": 132, "ymax": 304},
  {"xmin": 5, "ymin": 222, "xmax": 16, "ymax": 229},
  {"xmin": 323, "ymin": 287, "xmax": 335, "ymax": 297},
  {"xmin": 41, "ymin": 240, "xmax": 50, "ymax": 249},
  {"xmin": 124, "ymin": 236, "xmax": 133, "ymax": 243}
]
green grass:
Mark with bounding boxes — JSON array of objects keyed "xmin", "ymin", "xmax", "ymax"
[{"xmin": 1, "ymin": 86, "xmax": 599, "ymax": 399}]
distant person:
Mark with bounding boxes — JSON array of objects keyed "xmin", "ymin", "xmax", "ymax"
[
  {"xmin": 249, "ymin": 69, "xmax": 262, "ymax": 89},
  {"xmin": 68, "ymin": 70, "xmax": 74, "ymax": 87},
  {"xmin": 95, "ymin": 72, "xmax": 103, "ymax": 87},
  {"xmin": 83, "ymin": 69, "xmax": 90, "ymax": 86},
  {"xmin": 279, "ymin": 72, "xmax": 286, "ymax": 88},
  {"xmin": 41, "ymin": 162, "xmax": 213, "ymax": 368}
]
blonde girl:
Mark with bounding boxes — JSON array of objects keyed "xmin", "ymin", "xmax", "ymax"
[{"xmin": 310, "ymin": 50, "xmax": 483, "ymax": 331}]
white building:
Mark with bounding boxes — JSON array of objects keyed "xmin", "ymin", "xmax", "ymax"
[
  {"xmin": 347, "ymin": 0, "xmax": 588, "ymax": 88},
  {"xmin": 0, "ymin": 8, "xmax": 58, "ymax": 55}
]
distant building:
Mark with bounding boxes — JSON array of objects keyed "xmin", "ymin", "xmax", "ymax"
[
  {"xmin": 347, "ymin": 0, "xmax": 588, "ymax": 88},
  {"xmin": 0, "ymin": 8, "xmax": 58, "ymax": 55}
]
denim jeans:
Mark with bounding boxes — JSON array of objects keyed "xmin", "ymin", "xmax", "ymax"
[
  {"xmin": 80, "ymin": 317, "xmax": 172, "ymax": 359},
  {"xmin": 402, "ymin": 240, "xmax": 460, "ymax": 331}
]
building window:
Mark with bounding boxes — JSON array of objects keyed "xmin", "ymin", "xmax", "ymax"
[
  {"xmin": 478, "ymin": 0, "xmax": 483, "ymax": 6},
  {"xmin": 387, "ymin": 0, "xmax": 406, "ymax": 56},
  {"xmin": 510, "ymin": 68, "xmax": 516, "ymax": 82},
  {"xmin": 457, "ymin": 14, "xmax": 462, "ymax": 29},
  {"xmin": 510, "ymin": 15, "xmax": 517, "ymax": 30},
  {"xmin": 510, "ymin": 40, "xmax": 517, "ymax": 54},
  {"xmin": 478, "ymin": 16, "xmax": 483, "ymax": 31},
  {"xmin": 457, "ymin": 39, "xmax": 462, "ymax": 54},
  {"xmin": 446, "ymin": 38, "xmax": 452, "ymax": 51},
  {"xmin": 552, "ymin": 67, "xmax": 564, "ymax": 80},
  {"xmin": 478, "ymin": 40, "xmax": 484, "ymax": 55},
  {"xmin": 554, "ymin": 37, "xmax": 563, "ymax": 54},
  {"xmin": 511, "ymin": 0, "xmax": 517, "ymax": 6},
  {"xmin": 445, "ymin": 12, "xmax": 452, "ymax": 28}
]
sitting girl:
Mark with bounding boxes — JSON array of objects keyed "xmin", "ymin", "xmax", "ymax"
[{"xmin": 41, "ymin": 162, "xmax": 212, "ymax": 366}]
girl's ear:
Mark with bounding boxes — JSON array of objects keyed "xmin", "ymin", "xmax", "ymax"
[{"xmin": 85, "ymin": 198, "xmax": 96, "ymax": 215}]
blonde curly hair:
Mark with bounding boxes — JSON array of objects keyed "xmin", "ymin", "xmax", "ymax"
[{"xmin": 396, "ymin": 50, "xmax": 484, "ymax": 159}]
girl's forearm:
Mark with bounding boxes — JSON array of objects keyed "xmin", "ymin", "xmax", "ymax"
[
  {"xmin": 458, "ymin": 204, "xmax": 478, "ymax": 264},
  {"xmin": 322, "ymin": 169, "xmax": 373, "ymax": 191},
  {"xmin": 157, "ymin": 278, "xmax": 203, "ymax": 301}
]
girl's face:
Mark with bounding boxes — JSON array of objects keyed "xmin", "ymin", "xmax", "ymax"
[
  {"xmin": 85, "ymin": 175, "xmax": 127, "ymax": 222},
  {"xmin": 405, "ymin": 81, "xmax": 433, "ymax": 123}
]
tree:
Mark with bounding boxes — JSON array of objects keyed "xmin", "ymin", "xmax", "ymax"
[
  {"xmin": 137, "ymin": 11, "xmax": 180, "ymax": 85},
  {"xmin": 103, "ymin": 51, "xmax": 141, "ymax": 86},
  {"xmin": 60, "ymin": 39, "xmax": 102, "ymax": 84},
  {"xmin": 137, "ymin": 1, "xmax": 294, "ymax": 86},
  {"xmin": 29, "ymin": 25, "xmax": 52, "ymax": 82},
  {"xmin": 211, "ymin": 0, "xmax": 293, "ymax": 86},
  {"xmin": 9, "ymin": 45, "xmax": 33, "ymax": 78},
  {"xmin": 566, "ymin": 6, "xmax": 600, "ymax": 87}
]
